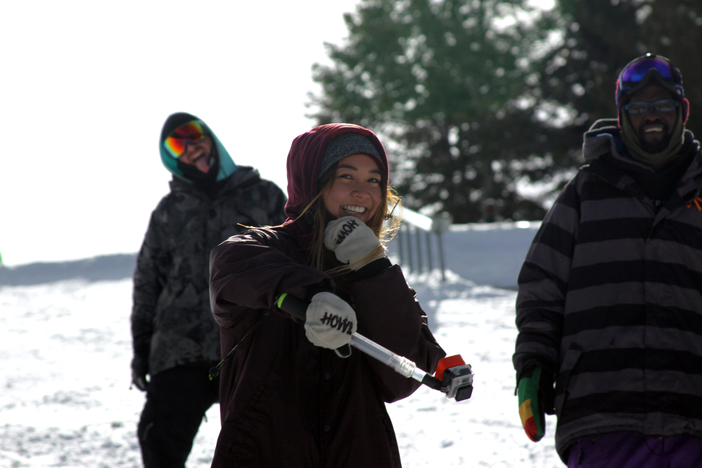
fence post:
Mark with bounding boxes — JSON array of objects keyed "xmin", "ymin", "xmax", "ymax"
[
  {"xmin": 425, "ymin": 230, "xmax": 433, "ymax": 274},
  {"xmin": 431, "ymin": 212, "xmax": 452, "ymax": 282},
  {"xmin": 397, "ymin": 229, "xmax": 404, "ymax": 267},
  {"xmin": 415, "ymin": 225, "xmax": 423, "ymax": 272},
  {"xmin": 395, "ymin": 208, "xmax": 452, "ymax": 281}
]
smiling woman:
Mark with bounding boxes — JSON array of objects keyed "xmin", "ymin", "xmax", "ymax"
[
  {"xmin": 207, "ymin": 123, "xmax": 446, "ymax": 468},
  {"xmin": 322, "ymin": 153, "xmax": 383, "ymax": 223}
]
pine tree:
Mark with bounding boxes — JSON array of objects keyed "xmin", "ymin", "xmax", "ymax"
[
  {"xmin": 309, "ymin": 0, "xmax": 553, "ymax": 222},
  {"xmin": 310, "ymin": 0, "xmax": 702, "ymax": 222}
]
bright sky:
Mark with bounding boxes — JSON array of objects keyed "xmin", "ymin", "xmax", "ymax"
[
  {"xmin": 1, "ymin": 0, "xmax": 360, "ymax": 266},
  {"xmin": 1, "ymin": 0, "xmax": 554, "ymax": 268}
]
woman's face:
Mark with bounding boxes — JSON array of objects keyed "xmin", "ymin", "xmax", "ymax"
[{"xmin": 322, "ymin": 153, "xmax": 383, "ymax": 225}]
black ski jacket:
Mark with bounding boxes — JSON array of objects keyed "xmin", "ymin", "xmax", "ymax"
[
  {"xmin": 209, "ymin": 123, "xmax": 445, "ymax": 468},
  {"xmin": 209, "ymin": 221, "xmax": 445, "ymax": 468}
]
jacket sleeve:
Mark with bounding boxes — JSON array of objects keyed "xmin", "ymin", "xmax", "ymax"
[
  {"xmin": 349, "ymin": 263, "xmax": 446, "ymax": 403},
  {"xmin": 513, "ymin": 176, "xmax": 581, "ymax": 381},
  {"xmin": 209, "ymin": 229, "xmax": 330, "ymax": 329},
  {"xmin": 130, "ymin": 212, "xmax": 168, "ymax": 366}
]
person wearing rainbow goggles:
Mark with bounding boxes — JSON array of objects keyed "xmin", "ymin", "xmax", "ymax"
[
  {"xmin": 130, "ymin": 112, "xmax": 287, "ymax": 468},
  {"xmin": 514, "ymin": 54, "xmax": 702, "ymax": 466}
]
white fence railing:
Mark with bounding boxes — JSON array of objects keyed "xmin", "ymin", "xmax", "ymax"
[{"xmin": 393, "ymin": 207, "xmax": 452, "ymax": 281}]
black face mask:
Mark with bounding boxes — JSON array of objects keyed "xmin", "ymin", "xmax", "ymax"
[
  {"xmin": 176, "ymin": 148, "xmax": 221, "ymax": 197},
  {"xmin": 621, "ymin": 106, "xmax": 684, "ymax": 170}
]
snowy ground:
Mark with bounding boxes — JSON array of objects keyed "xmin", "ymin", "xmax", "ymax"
[{"xmin": 0, "ymin": 223, "xmax": 563, "ymax": 467}]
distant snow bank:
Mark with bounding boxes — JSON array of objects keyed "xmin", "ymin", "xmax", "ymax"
[
  {"xmin": 0, "ymin": 253, "xmax": 138, "ymax": 287},
  {"xmin": 0, "ymin": 222, "xmax": 541, "ymax": 289},
  {"xmin": 443, "ymin": 221, "xmax": 539, "ymax": 289},
  {"xmin": 388, "ymin": 221, "xmax": 540, "ymax": 290}
]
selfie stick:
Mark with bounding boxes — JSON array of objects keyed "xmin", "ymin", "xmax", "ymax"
[{"xmin": 276, "ymin": 293, "xmax": 474, "ymax": 402}]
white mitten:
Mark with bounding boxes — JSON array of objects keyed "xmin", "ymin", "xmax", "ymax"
[
  {"xmin": 324, "ymin": 216, "xmax": 385, "ymax": 270},
  {"xmin": 305, "ymin": 292, "xmax": 357, "ymax": 349}
]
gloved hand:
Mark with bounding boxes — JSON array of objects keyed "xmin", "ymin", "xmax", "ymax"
[
  {"xmin": 131, "ymin": 355, "xmax": 149, "ymax": 391},
  {"xmin": 324, "ymin": 216, "xmax": 385, "ymax": 270},
  {"xmin": 305, "ymin": 292, "xmax": 357, "ymax": 350},
  {"xmin": 517, "ymin": 366, "xmax": 551, "ymax": 442}
]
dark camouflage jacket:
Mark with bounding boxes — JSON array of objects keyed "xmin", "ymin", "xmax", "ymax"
[{"xmin": 131, "ymin": 167, "xmax": 287, "ymax": 376}]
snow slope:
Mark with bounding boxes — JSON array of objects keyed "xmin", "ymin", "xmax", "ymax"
[{"xmin": 0, "ymin": 222, "xmax": 563, "ymax": 467}]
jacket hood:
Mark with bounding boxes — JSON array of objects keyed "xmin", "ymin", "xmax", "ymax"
[
  {"xmin": 284, "ymin": 123, "xmax": 389, "ymax": 221},
  {"xmin": 159, "ymin": 112, "xmax": 238, "ymax": 182}
]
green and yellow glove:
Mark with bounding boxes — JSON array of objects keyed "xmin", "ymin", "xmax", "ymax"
[{"xmin": 517, "ymin": 366, "xmax": 546, "ymax": 442}]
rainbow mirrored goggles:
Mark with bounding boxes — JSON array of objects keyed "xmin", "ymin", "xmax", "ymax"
[
  {"xmin": 616, "ymin": 54, "xmax": 684, "ymax": 106},
  {"xmin": 164, "ymin": 120, "xmax": 207, "ymax": 159}
]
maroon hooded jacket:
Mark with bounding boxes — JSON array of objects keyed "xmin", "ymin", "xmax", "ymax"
[{"xmin": 209, "ymin": 123, "xmax": 445, "ymax": 467}]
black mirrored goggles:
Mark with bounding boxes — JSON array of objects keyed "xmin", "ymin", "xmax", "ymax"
[{"xmin": 616, "ymin": 55, "xmax": 684, "ymax": 105}]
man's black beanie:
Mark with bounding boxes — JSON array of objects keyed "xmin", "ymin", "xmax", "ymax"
[{"xmin": 160, "ymin": 112, "xmax": 202, "ymax": 142}]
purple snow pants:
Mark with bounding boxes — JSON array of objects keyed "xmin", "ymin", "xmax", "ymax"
[{"xmin": 567, "ymin": 432, "xmax": 702, "ymax": 468}]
